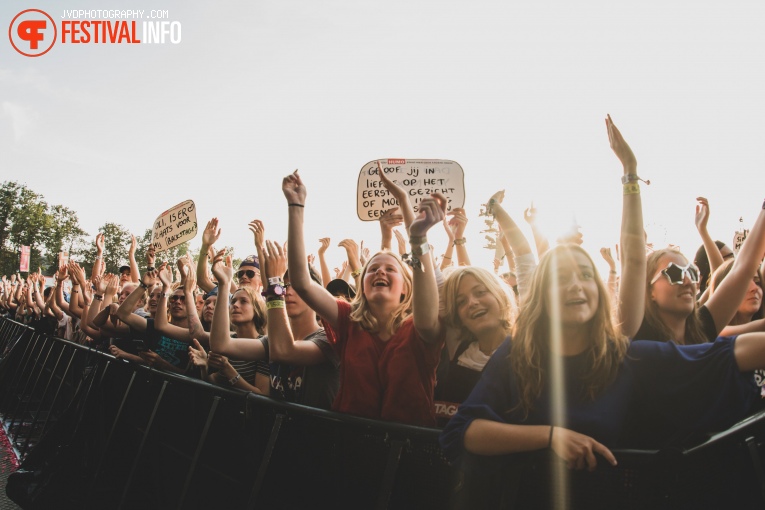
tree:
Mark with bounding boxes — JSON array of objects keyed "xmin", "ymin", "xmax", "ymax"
[
  {"xmin": 78, "ymin": 223, "xmax": 133, "ymax": 275},
  {"xmin": 41, "ymin": 205, "xmax": 88, "ymax": 274},
  {"xmin": 135, "ymin": 228, "xmax": 190, "ymax": 273}
]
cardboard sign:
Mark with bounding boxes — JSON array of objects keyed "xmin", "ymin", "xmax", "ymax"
[
  {"xmin": 733, "ymin": 229, "xmax": 749, "ymax": 255},
  {"xmin": 356, "ymin": 159, "xmax": 466, "ymax": 221},
  {"xmin": 151, "ymin": 200, "xmax": 198, "ymax": 252},
  {"xmin": 19, "ymin": 245, "xmax": 30, "ymax": 272}
]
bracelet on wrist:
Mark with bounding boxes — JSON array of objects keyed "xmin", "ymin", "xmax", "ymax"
[
  {"xmin": 621, "ymin": 174, "xmax": 650, "ymax": 185},
  {"xmin": 453, "ymin": 238, "xmax": 467, "ymax": 246},
  {"xmin": 93, "ymin": 294, "xmax": 104, "ymax": 301},
  {"xmin": 266, "ymin": 299, "xmax": 286, "ymax": 310},
  {"xmin": 268, "ymin": 277, "xmax": 284, "ymax": 286},
  {"xmin": 350, "ymin": 269, "xmax": 362, "ymax": 278},
  {"xmin": 228, "ymin": 373, "xmax": 241, "ymax": 386},
  {"xmin": 139, "ymin": 281, "xmax": 149, "ymax": 289},
  {"xmin": 623, "ymin": 182, "xmax": 640, "ymax": 195},
  {"xmin": 146, "ymin": 266, "xmax": 156, "ymax": 272},
  {"xmin": 288, "ymin": 203, "xmax": 305, "ymax": 208}
]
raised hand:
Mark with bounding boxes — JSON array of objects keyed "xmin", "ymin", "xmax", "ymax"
[
  {"xmin": 188, "ymin": 339, "xmax": 208, "ymax": 368},
  {"xmin": 409, "ymin": 194, "xmax": 447, "ymax": 237},
  {"xmin": 446, "ymin": 207, "xmax": 468, "ymax": 238},
  {"xmin": 606, "ymin": 114, "xmax": 637, "ymax": 172},
  {"xmin": 282, "ymin": 170, "xmax": 306, "ymax": 205},
  {"xmin": 202, "ymin": 218, "xmax": 221, "ymax": 247},
  {"xmin": 600, "ymin": 247, "xmax": 616, "ymax": 271},
  {"xmin": 338, "ymin": 239, "xmax": 359, "ymax": 261},
  {"xmin": 158, "ymin": 262, "xmax": 173, "ymax": 288},
  {"xmin": 248, "ymin": 219, "xmax": 265, "ymax": 249},
  {"xmin": 93, "ymin": 274, "xmax": 107, "ymax": 294},
  {"xmin": 95, "ymin": 233, "xmax": 105, "ymax": 253},
  {"xmin": 695, "ymin": 197, "xmax": 711, "ymax": 233},
  {"xmin": 523, "ymin": 202, "xmax": 538, "ymax": 225},
  {"xmin": 393, "ymin": 229, "xmax": 407, "ymax": 255},
  {"xmin": 211, "ymin": 250, "xmax": 234, "ymax": 284},
  {"xmin": 318, "ymin": 237, "xmax": 330, "ymax": 255},
  {"xmin": 146, "ymin": 246, "xmax": 156, "ymax": 268},
  {"xmin": 129, "ymin": 235, "xmax": 137, "ymax": 256},
  {"xmin": 105, "ymin": 274, "xmax": 119, "ymax": 298},
  {"xmin": 264, "ymin": 240, "xmax": 287, "ymax": 279},
  {"xmin": 380, "ymin": 207, "xmax": 404, "ymax": 232}
]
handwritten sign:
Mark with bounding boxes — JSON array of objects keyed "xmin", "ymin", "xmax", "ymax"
[
  {"xmin": 356, "ymin": 159, "xmax": 466, "ymax": 221},
  {"xmin": 151, "ymin": 200, "xmax": 198, "ymax": 253},
  {"xmin": 733, "ymin": 229, "xmax": 749, "ymax": 255}
]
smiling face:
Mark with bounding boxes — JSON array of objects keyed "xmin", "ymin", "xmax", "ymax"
[
  {"xmin": 455, "ymin": 274, "xmax": 503, "ymax": 338},
  {"xmin": 650, "ymin": 252, "xmax": 697, "ymax": 318},
  {"xmin": 147, "ymin": 286, "xmax": 161, "ymax": 314},
  {"xmin": 545, "ymin": 250, "xmax": 600, "ymax": 328},
  {"xmin": 362, "ymin": 253, "xmax": 408, "ymax": 305}
]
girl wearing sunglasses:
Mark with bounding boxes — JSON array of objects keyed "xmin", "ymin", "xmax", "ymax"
[{"xmin": 638, "ymin": 200, "xmax": 765, "ymax": 345}]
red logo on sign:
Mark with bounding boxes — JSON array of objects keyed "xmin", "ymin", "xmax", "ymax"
[
  {"xmin": 9, "ymin": 9, "xmax": 57, "ymax": 57},
  {"xmin": 387, "ymin": 159, "xmax": 406, "ymax": 165}
]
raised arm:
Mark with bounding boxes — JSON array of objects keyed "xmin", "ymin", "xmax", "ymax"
[
  {"xmin": 523, "ymin": 202, "xmax": 550, "ymax": 257},
  {"xmin": 196, "ymin": 218, "xmax": 220, "ymax": 293},
  {"xmin": 248, "ymin": 219, "xmax": 270, "ymax": 291},
  {"xmin": 317, "ymin": 237, "xmax": 332, "ymax": 288},
  {"xmin": 706, "ymin": 203, "xmax": 765, "ymax": 333},
  {"xmin": 338, "ymin": 239, "xmax": 362, "ymax": 287},
  {"xmin": 116, "ymin": 271, "xmax": 156, "ymax": 332},
  {"xmin": 410, "ymin": 194, "xmax": 446, "ymax": 343},
  {"xmin": 154, "ymin": 262, "xmax": 192, "ymax": 341},
  {"xmin": 182, "ymin": 263, "xmax": 210, "ymax": 346},
  {"xmin": 263, "ymin": 240, "xmax": 327, "ymax": 365},
  {"xmin": 207, "ymin": 251, "xmax": 267, "ymax": 360},
  {"xmin": 128, "ymin": 235, "xmax": 140, "ymax": 284},
  {"xmin": 92, "ymin": 233, "xmax": 105, "ymax": 281},
  {"xmin": 283, "ymin": 170, "xmax": 340, "ymax": 329},
  {"xmin": 447, "ymin": 207, "xmax": 471, "ymax": 266},
  {"xmin": 379, "ymin": 208, "xmax": 404, "ymax": 252},
  {"xmin": 607, "ymin": 114, "xmax": 645, "ymax": 339},
  {"xmin": 378, "ymin": 160, "xmax": 416, "ymax": 229}
]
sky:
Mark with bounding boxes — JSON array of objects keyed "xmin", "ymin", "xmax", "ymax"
[{"xmin": 2, "ymin": 0, "xmax": 764, "ymax": 276}]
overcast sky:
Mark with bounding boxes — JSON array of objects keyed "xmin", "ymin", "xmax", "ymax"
[{"xmin": 2, "ymin": 0, "xmax": 764, "ymax": 275}]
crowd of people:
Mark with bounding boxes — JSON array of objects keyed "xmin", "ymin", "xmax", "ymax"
[{"xmin": 2, "ymin": 116, "xmax": 765, "ymax": 491}]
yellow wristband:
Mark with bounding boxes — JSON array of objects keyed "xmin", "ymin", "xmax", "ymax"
[
  {"xmin": 351, "ymin": 269, "xmax": 362, "ymax": 278},
  {"xmin": 623, "ymin": 182, "xmax": 640, "ymax": 195},
  {"xmin": 266, "ymin": 300, "xmax": 285, "ymax": 310}
]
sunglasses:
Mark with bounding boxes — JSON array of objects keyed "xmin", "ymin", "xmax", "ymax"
[
  {"xmin": 236, "ymin": 270, "xmax": 259, "ymax": 280},
  {"xmin": 169, "ymin": 295, "xmax": 186, "ymax": 303},
  {"xmin": 650, "ymin": 262, "xmax": 700, "ymax": 286}
]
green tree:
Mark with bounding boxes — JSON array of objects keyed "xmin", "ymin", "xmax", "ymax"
[
  {"xmin": 3, "ymin": 184, "xmax": 49, "ymax": 275},
  {"xmin": 41, "ymin": 205, "xmax": 88, "ymax": 274},
  {"xmin": 78, "ymin": 223, "xmax": 133, "ymax": 275},
  {"xmin": 135, "ymin": 228, "xmax": 190, "ymax": 273}
]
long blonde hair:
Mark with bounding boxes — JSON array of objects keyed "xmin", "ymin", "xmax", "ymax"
[
  {"xmin": 644, "ymin": 248, "xmax": 707, "ymax": 345},
  {"xmin": 231, "ymin": 287, "xmax": 267, "ymax": 335},
  {"xmin": 443, "ymin": 266, "xmax": 515, "ymax": 343},
  {"xmin": 349, "ymin": 251, "xmax": 413, "ymax": 334},
  {"xmin": 510, "ymin": 245, "xmax": 628, "ymax": 417}
]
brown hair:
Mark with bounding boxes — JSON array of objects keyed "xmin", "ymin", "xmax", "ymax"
[
  {"xmin": 510, "ymin": 245, "xmax": 628, "ymax": 417},
  {"xmin": 644, "ymin": 248, "xmax": 707, "ymax": 345}
]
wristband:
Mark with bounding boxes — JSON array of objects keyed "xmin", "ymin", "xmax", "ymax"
[
  {"xmin": 621, "ymin": 174, "xmax": 650, "ymax": 185},
  {"xmin": 288, "ymin": 203, "xmax": 305, "ymax": 208},
  {"xmin": 350, "ymin": 269, "xmax": 362, "ymax": 278},
  {"xmin": 268, "ymin": 277, "xmax": 284, "ymax": 286},
  {"xmin": 93, "ymin": 294, "xmax": 104, "ymax": 301},
  {"xmin": 623, "ymin": 182, "xmax": 640, "ymax": 195},
  {"xmin": 228, "ymin": 373, "xmax": 241, "ymax": 386},
  {"xmin": 147, "ymin": 266, "xmax": 156, "ymax": 272},
  {"xmin": 453, "ymin": 238, "xmax": 467, "ymax": 246},
  {"xmin": 139, "ymin": 281, "xmax": 149, "ymax": 289},
  {"xmin": 266, "ymin": 299, "xmax": 286, "ymax": 310}
]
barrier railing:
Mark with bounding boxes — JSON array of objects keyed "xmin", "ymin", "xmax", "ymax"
[{"xmin": 1, "ymin": 317, "xmax": 765, "ymax": 509}]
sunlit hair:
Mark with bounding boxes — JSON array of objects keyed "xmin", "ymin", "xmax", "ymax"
[
  {"xmin": 349, "ymin": 251, "xmax": 413, "ymax": 334},
  {"xmin": 510, "ymin": 244, "xmax": 628, "ymax": 417},
  {"xmin": 443, "ymin": 266, "xmax": 516, "ymax": 342},
  {"xmin": 231, "ymin": 287, "xmax": 267, "ymax": 335},
  {"xmin": 644, "ymin": 248, "xmax": 707, "ymax": 345},
  {"xmin": 710, "ymin": 258, "xmax": 765, "ymax": 323}
]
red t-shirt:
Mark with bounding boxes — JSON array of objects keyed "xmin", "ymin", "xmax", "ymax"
[{"xmin": 322, "ymin": 300, "xmax": 444, "ymax": 427}]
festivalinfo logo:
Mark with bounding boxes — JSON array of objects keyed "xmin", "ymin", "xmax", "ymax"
[{"xmin": 9, "ymin": 8, "xmax": 182, "ymax": 57}]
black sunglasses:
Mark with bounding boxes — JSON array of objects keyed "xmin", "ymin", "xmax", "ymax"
[
  {"xmin": 237, "ymin": 270, "xmax": 258, "ymax": 279},
  {"xmin": 169, "ymin": 295, "xmax": 186, "ymax": 303}
]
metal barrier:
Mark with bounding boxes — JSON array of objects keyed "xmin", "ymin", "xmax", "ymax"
[{"xmin": 1, "ymin": 317, "xmax": 765, "ymax": 509}]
